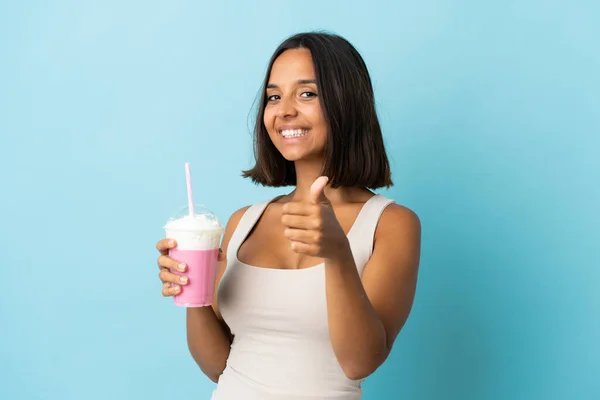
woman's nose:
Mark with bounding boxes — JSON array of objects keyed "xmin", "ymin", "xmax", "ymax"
[{"xmin": 275, "ymin": 95, "xmax": 298, "ymax": 118}]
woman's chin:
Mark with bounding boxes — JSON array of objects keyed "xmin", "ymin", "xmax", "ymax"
[
  {"xmin": 280, "ymin": 150, "xmax": 323, "ymax": 162},
  {"xmin": 281, "ymin": 152, "xmax": 302, "ymax": 162}
]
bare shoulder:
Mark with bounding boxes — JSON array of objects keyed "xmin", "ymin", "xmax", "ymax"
[
  {"xmin": 220, "ymin": 205, "xmax": 252, "ymax": 249},
  {"xmin": 377, "ymin": 203, "xmax": 421, "ymax": 239},
  {"xmin": 225, "ymin": 206, "xmax": 252, "ymax": 231},
  {"xmin": 372, "ymin": 202, "xmax": 421, "ymax": 259}
]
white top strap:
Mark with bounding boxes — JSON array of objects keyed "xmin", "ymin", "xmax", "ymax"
[
  {"xmin": 226, "ymin": 199, "xmax": 272, "ymax": 260},
  {"xmin": 347, "ymin": 195, "xmax": 395, "ymax": 276}
]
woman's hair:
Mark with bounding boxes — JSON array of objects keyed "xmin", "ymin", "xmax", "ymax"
[{"xmin": 242, "ymin": 32, "xmax": 393, "ymax": 189}]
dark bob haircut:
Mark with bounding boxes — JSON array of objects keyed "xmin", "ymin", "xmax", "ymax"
[{"xmin": 242, "ymin": 32, "xmax": 393, "ymax": 189}]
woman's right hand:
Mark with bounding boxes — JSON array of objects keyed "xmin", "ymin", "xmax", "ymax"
[
  {"xmin": 156, "ymin": 239, "xmax": 189, "ymax": 297},
  {"xmin": 156, "ymin": 239, "xmax": 226, "ymax": 297}
]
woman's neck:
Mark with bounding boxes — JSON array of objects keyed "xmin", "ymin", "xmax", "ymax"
[{"xmin": 284, "ymin": 159, "xmax": 372, "ymax": 205}]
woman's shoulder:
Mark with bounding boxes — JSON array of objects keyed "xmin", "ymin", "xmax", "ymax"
[
  {"xmin": 222, "ymin": 195, "xmax": 281, "ymax": 234},
  {"xmin": 377, "ymin": 200, "xmax": 421, "ymax": 239}
]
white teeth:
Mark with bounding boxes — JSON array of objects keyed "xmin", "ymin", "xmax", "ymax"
[{"xmin": 280, "ymin": 129, "xmax": 309, "ymax": 138}]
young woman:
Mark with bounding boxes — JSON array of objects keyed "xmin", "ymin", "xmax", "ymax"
[{"xmin": 155, "ymin": 32, "xmax": 421, "ymax": 400}]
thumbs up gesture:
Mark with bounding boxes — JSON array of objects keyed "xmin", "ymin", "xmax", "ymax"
[{"xmin": 281, "ymin": 176, "xmax": 349, "ymax": 259}]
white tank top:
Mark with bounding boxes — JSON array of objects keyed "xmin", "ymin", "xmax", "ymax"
[{"xmin": 212, "ymin": 194, "xmax": 395, "ymax": 400}]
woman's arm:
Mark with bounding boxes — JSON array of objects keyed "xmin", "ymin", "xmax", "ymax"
[
  {"xmin": 324, "ymin": 204, "xmax": 421, "ymax": 380},
  {"xmin": 281, "ymin": 177, "xmax": 421, "ymax": 380},
  {"xmin": 186, "ymin": 206, "xmax": 249, "ymax": 383}
]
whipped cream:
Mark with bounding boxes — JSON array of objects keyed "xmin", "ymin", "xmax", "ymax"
[
  {"xmin": 164, "ymin": 213, "xmax": 221, "ymax": 231},
  {"xmin": 164, "ymin": 214, "xmax": 223, "ymax": 250}
]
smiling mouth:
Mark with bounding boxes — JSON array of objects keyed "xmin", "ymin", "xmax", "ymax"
[{"xmin": 279, "ymin": 128, "xmax": 310, "ymax": 138}]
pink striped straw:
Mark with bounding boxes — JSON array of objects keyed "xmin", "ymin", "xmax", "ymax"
[{"xmin": 185, "ymin": 162, "xmax": 194, "ymax": 216}]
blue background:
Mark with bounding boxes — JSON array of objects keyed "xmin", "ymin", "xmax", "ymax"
[{"xmin": 1, "ymin": 1, "xmax": 598, "ymax": 399}]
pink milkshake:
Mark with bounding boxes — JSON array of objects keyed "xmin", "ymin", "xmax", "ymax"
[
  {"xmin": 164, "ymin": 206, "xmax": 224, "ymax": 307},
  {"xmin": 164, "ymin": 162, "xmax": 224, "ymax": 307}
]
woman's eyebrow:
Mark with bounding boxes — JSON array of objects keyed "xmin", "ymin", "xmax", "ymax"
[
  {"xmin": 297, "ymin": 79, "xmax": 317, "ymax": 85},
  {"xmin": 267, "ymin": 79, "xmax": 317, "ymax": 89}
]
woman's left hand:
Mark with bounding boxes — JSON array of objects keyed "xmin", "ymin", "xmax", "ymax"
[{"xmin": 281, "ymin": 176, "xmax": 350, "ymax": 260}]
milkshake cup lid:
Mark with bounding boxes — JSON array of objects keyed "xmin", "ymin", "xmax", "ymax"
[{"xmin": 164, "ymin": 204, "xmax": 224, "ymax": 233}]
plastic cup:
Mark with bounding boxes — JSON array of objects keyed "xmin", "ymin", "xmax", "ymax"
[{"xmin": 163, "ymin": 204, "xmax": 224, "ymax": 307}]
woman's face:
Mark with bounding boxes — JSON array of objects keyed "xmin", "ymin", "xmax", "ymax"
[{"xmin": 263, "ymin": 48, "xmax": 328, "ymax": 162}]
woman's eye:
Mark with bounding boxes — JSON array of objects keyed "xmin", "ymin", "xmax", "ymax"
[
  {"xmin": 301, "ymin": 92, "xmax": 317, "ymax": 98},
  {"xmin": 267, "ymin": 94, "xmax": 280, "ymax": 101}
]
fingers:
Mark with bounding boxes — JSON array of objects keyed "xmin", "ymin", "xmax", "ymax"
[
  {"xmin": 158, "ymin": 261, "xmax": 187, "ymax": 297},
  {"xmin": 159, "ymin": 268, "xmax": 189, "ymax": 286},
  {"xmin": 156, "ymin": 238, "xmax": 177, "ymax": 255},
  {"xmin": 289, "ymin": 241, "xmax": 318, "ymax": 256},
  {"xmin": 157, "ymin": 242, "xmax": 225, "ymax": 299},
  {"xmin": 162, "ymin": 281, "xmax": 181, "ymax": 297},
  {"xmin": 281, "ymin": 214, "xmax": 321, "ymax": 230},
  {"xmin": 284, "ymin": 228, "xmax": 321, "ymax": 245},
  {"xmin": 157, "ymin": 238, "xmax": 191, "ymax": 298},
  {"xmin": 157, "ymin": 255, "xmax": 187, "ymax": 272},
  {"xmin": 282, "ymin": 202, "xmax": 318, "ymax": 216}
]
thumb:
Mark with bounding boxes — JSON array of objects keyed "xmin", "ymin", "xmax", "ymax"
[{"xmin": 310, "ymin": 176, "xmax": 330, "ymax": 204}]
